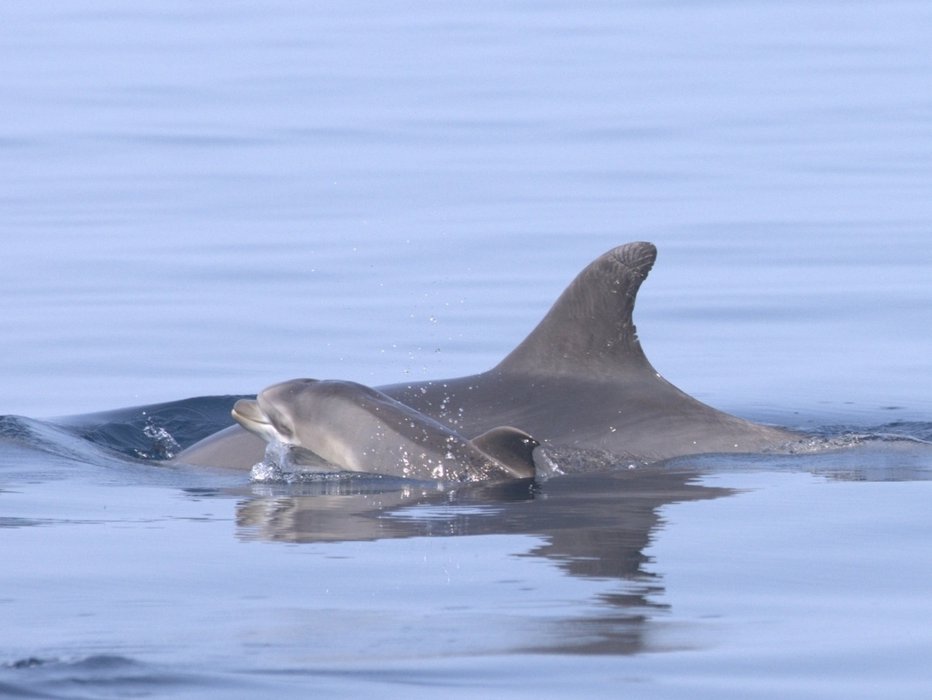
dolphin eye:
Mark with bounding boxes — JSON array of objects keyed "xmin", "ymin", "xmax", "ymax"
[{"xmin": 265, "ymin": 409, "xmax": 294, "ymax": 440}]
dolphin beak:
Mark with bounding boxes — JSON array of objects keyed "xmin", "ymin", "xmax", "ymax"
[{"xmin": 232, "ymin": 399, "xmax": 277, "ymax": 442}]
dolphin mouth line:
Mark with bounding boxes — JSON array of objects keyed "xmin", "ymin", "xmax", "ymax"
[{"xmin": 232, "ymin": 399, "xmax": 272, "ymax": 433}]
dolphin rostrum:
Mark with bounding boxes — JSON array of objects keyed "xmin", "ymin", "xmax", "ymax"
[
  {"xmin": 232, "ymin": 378, "xmax": 538, "ymax": 481},
  {"xmin": 175, "ymin": 241, "xmax": 796, "ymax": 470}
]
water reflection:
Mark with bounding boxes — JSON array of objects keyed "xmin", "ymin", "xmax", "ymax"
[{"xmin": 232, "ymin": 467, "xmax": 732, "ymax": 654}]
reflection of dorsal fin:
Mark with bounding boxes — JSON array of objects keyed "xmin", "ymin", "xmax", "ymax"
[
  {"xmin": 495, "ymin": 241, "xmax": 657, "ymax": 377},
  {"xmin": 470, "ymin": 426, "xmax": 538, "ymax": 478}
]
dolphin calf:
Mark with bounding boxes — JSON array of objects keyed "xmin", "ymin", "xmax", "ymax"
[
  {"xmin": 175, "ymin": 241, "xmax": 797, "ymax": 470},
  {"xmin": 232, "ymin": 378, "xmax": 538, "ymax": 481}
]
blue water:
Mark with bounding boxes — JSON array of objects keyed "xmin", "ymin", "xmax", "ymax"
[{"xmin": 2, "ymin": 1, "xmax": 931, "ymax": 698}]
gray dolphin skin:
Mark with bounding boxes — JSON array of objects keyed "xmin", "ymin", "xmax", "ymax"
[
  {"xmin": 232, "ymin": 378, "xmax": 538, "ymax": 481},
  {"xmin": 175, "ymin": 241, "xmax": 796, "ymax": 471}
]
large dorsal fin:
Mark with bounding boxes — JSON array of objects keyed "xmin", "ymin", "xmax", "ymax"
[{"xmin": 494, "ymin": 241, "xmax": 657, "ymax": 377}]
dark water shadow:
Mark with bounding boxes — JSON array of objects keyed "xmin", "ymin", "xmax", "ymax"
[
  {"xmin": 222, "ymin": 428, "xmax": 932, "ymax": 655},
  {"xmin": 11, "ymin": 403, "xmax": 932, "ymax": 657},
  {"xmin": 228, "ymin": 466, "xmax": 732, "ymax": 655}
]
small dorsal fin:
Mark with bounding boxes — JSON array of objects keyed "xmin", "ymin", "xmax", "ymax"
[
  {"xmin": 494, "ymin": 241, "xmax": 657, "ymax": 377},
  {"xmin": 469, "ymin": 426, "xmax": 538, "ymax": 478}
]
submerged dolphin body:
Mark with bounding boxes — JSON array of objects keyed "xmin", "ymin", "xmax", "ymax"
[
  {"xmin": 232, "ymin": 378, "xmax": 538, "ymax": 481},
  {"xmin": 175, "ymin": 242, "xmax": 796, "ymax": 470}
]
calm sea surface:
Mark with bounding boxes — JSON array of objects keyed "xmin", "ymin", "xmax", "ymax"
[{"xmin": 2, "ymin": 2, "xmax": 931, "ymax": 698}]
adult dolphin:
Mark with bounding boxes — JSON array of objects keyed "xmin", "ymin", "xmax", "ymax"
[
  {"xmin": 175, "ymin": 241, "xmax": 796, "ymax": 469},
  {"xmin": 232, "ymin": 378, "xmax": 538, "ymax": 481}
]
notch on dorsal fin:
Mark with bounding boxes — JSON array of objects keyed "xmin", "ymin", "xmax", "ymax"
[
  {"xmin": 470, "ymin": 426, "xmax": 538, "ymax": 478},
  {"xmin": 494, "ymin": 241, "xmax": 657, "ymax": 378}
]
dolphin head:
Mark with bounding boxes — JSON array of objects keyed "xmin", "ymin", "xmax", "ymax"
[
  {"xmin": 232, "ymin": 379, "xmax": 320, "ymax": 444},
  {"xmin": 231, "ymin": 398, "xmax": 281, "ymax": 443}
]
